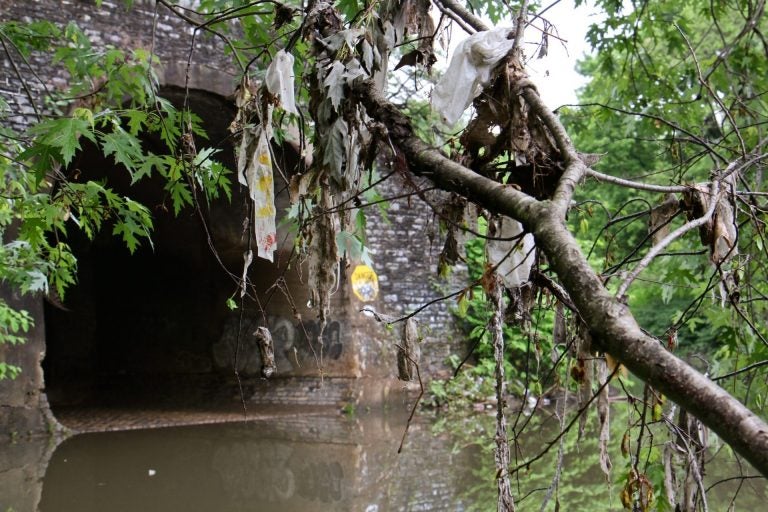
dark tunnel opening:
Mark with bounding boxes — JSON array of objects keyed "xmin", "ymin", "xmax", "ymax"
[{"xmin": 42, "ymin": 87, "xmax": 248, "ymax": 410}]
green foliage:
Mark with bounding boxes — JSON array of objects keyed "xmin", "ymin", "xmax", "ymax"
[
  {"xmin": 559, "ymin": 1, "xmax": 768, "ymax": 422},
  {"xmin": 0, "ymin": 300, "xmax": 31, "ymax": 380},
  {"xmin": 0, "ymin": 16, "xmax": 234, "ymax": 371},
  {"xmin": 442, "ymin": 219, "xmax": 560, "ymax": 404}
]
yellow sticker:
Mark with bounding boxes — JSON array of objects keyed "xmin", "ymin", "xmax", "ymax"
[{"xmin": 351, "ymin": 264, "xmax": 379, "ymax": 302}]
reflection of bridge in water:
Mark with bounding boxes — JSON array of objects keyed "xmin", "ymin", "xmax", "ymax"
[{"xmin": 2, "ymin": 410, "xmax": 485, "ymax": 512}]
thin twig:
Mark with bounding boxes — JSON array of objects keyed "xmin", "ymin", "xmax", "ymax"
[
  {"xmin": 512, "ymin": 0, "xmax": 529, "ymax": 56},
  {"xmin": 509, "ymin": 364, "xmax": 621, "ymax": 476},
  {"xmin": 0, "ymin": 36, "xmax": 41, "ymax": 121},
  {"xmin": 675, "ymin": 23, "xmax": 747, "ymax": 158},
  {"xmin": 713, "ymin": 359, "xmax": 768, "ymax": 382},
  {"xmin": 156, "ymin": 0, "xmax": 245, "ymax": 72},
  {"xmin": 586, "ymin": 168, "xmax": 690, "ymax": 193},
  {"xmin": 397, "ymin": 352, "xmax": 424, "ymax": 454},
  {"xmin": 705, "ymin": 474, "xmax": 766, "ymax": 492},
  {"xmin": 562, "ymin": 102, "xmax": 727, "ymax": 164}
]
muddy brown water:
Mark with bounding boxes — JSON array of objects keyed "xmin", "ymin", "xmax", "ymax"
[
  {"xmin": 3, "ymin": 407, "xmax": 487, "ymax": 512},
  {"xmin": 2, "ymin": 405, "xmax": 766, "ymax": 511}
]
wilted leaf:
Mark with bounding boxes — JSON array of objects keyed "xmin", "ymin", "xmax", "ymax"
[
  {"xmin": 323, "ymin": 60, "xmax": 346, "ymax": 111},
  {"xmin": 649, "ymin": 193, "xmax": 679, "ymax": 245},
  {"xmin": 323, "ymin": 117, "xmax": 348, "ymax": 183},
  {"xmin": 394, "ymin": 49, "xmax": 421, "ymax": 70},
  {"xmin": 320, "ymin": 27, "xmax": 364, "ymax": 53},
  {"xmin": 254, "ymin": 326, "xmax": 277, "ymax": 378}
]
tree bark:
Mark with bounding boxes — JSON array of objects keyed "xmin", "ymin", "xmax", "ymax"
[
  {"xmin": 353, "ymin": 79, "xmax": 768, "ymax": 477},
  {"xmin": 489, "ymin": 274, "xmax": 515, "ymax": 511}
]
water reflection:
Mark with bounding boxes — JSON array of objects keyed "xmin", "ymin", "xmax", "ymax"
[
  {"xmin": 1, "ymin": 406, "xmax": 765, "ymax": 512},
  {"xmin": 32, "ymin": 412, "xmax": 482, "ymax": 512}
]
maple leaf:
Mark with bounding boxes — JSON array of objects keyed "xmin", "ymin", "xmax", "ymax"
[
  {"xmin": 100, "ymin": 127, "xmax": 143, "ymax": 175},
  {"xmin": 28, "ymin": 117, "xmax": 96, "ymax": 166}
]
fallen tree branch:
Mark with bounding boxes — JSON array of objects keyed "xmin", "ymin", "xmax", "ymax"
[
  {"xmin": 353, "ymin": 77, "xmax": 768, "ymax": 477},
  {"xmin": 518, "ymin": 81, "xmax": 586, "ymax": 217}
]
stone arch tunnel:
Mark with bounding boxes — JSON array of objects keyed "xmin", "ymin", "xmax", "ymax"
[
  {"xmin": 0, "ymin": 0, "xmax": 465, "ymax": 436},
  {"xmin": 41, "ymin": 84, "xmax": 381, "ymax": 416}
]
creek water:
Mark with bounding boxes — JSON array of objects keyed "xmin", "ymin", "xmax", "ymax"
[
  {"xmin": 2, "ymin": 406, "xmax": 766, "ymax": 511},
  {"xmin": 7, "ymin": 410, "xmax": 487, "ymax": 512}
]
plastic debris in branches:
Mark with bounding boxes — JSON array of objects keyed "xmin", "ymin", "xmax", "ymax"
[
  {"xmin": 486, "ymin": 217, "xmax": 535, "ymax": 289},
  {"xmin": 230, "ymin": 78, "xmax": 278, "ymax": 263},
  {"xmin": 265, "ymin": 49, "xmax": 298, "ymax": 115},
  {"xmin": 351, "ymin": 264, "xmax": 379, "ymax": 301},
  {"xmin": 431, "ymin": 27, "xmax": 515, "ymax": 126},
  {"xmin": 236, "ymin": 121, "xmax": 277, "ymax": 262}
]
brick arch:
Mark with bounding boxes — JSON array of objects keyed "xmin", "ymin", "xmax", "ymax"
[
  {"xmin": 40, "ymin": 84, "xmax": 370, "ymax": 417},
  {"xmin": 158, "ymin": 62, "xmax": 237, "ymax": 99}
]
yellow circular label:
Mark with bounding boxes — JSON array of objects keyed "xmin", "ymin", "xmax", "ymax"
[{"xmin": 351, "ymin": 264, "xmax": 379, "ymax": 302}]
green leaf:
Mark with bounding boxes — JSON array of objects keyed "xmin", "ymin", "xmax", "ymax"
[
  {"xmin": 99, "ymin": 126, "xmax": 144, "ymax": 175},
  {"xmin": 112, "ymin": 216, "xmax": 143, "ymax": 253},
  {"xmin": 123, "ymin": 109, "xmax": 148, "ymax": 136},
  {"xmin": 133, "ymin": 153, "xmax": 166, "ymax": 183},
  {"xmin": 28, "ymin": 117, "xmax": 96, "ymax": 166},
  {"xmin": 167, "ymin": 180, "xmax": 193, "ymax": 215}
]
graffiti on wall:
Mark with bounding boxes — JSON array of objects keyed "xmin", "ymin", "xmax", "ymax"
[
  {"xmin": 270, "ymin": 317, "xmax": 343, "ymax": 365},
  {"xmin": 212, "ymin": 316, "xmax": 344, "ymax": 376}
]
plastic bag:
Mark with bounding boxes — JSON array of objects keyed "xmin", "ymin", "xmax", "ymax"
[
  {"xmin": 237, "ymin": 125, "xmax": 277, "ymax": 262},
  {"xmin": 351, "ymin": 264, "xmax": 379, "ymax": 302},
  {"xmin": 432, "ymin": 27, "xmax": 515, "ymax": 125},
  {"xmin": 486, "ymin": 217, "xmax": 535, "ymax": 288},
  {"xmin": 265, "ymin": 49, "xmax": 298, "ymax": 115}
]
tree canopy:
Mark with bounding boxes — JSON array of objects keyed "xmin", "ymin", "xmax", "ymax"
[{"xmin": 2, "ymin": 0, "xmax": 768, "ymax": 510}]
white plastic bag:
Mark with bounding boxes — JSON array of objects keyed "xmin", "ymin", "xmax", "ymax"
[
  {"xmin": 249, "ymin": 128, "xmax": 277, "ymax": 261},
  {"xmin": 486, "ymin": 218, "xmax": 535, "ymax": 288},
  {"xmin": 237, "ymin": 125, "xmax": 277, "ymax": 262},
  {"xmin": 432, "ymin": 27, "xmax": 515, "ymax": 125},
  {"xmin": 265, "ymin": 49, "xmax": 298, "ymax": 115}
]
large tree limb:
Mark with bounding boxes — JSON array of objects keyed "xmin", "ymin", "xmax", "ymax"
[
  {"xmin": 353, "ymin": 78, "xmax": 768, "ymax": 477},
  {"xmin": 434, "ymin": 0, "xmax": 489, "ymax": 33}
]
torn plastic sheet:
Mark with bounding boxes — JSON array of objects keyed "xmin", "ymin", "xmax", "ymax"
[
  {"xmin": 265, "ymin": 49, "xmax": 298, "ymax": 115},
  {"xmin": 486, "ymin": 217, "xmax": 535, "ymax": 288},
  {"xmin": 431, "ymin": 26, "xmax": 515, "ymax": 125},
  {"xmin": 238, "ymin": 125, "xmax": 277, "ymax": 262},
  {"xmin": 240, "ymin": 249, "xmax": 253, "ymax": 298}
]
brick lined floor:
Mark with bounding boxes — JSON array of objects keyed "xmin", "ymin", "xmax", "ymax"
[{"xmin": 53, "ymin": 404, "xmax": 334, "ymax": 433}]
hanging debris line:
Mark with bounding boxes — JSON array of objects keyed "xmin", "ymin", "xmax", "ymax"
[
  {"xmin": 397, "ymin": 317, "xmax": 420, "ymax": 382},
  {"xmin": 254, "ymin": 326, "xmax": 277, "ymax": 379}
]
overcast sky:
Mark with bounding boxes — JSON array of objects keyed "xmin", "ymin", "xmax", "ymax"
[{"xmin": 526, "ymin": 0, "xmax": 604, "ymax": 107}]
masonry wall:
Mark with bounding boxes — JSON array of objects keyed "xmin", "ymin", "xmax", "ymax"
[{"xmin": 0, "ymin": 0, "xmax": 467, "ymax": 434}]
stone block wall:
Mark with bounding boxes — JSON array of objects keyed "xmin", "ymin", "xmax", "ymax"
[{"xmin": 0, "ymin": 0, "xmax": 468, "ymax": 430}]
